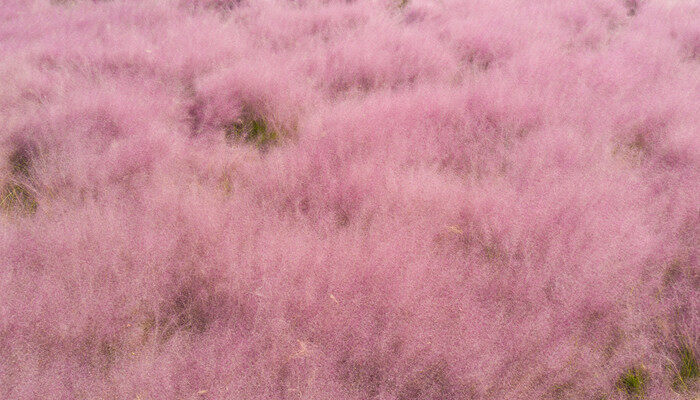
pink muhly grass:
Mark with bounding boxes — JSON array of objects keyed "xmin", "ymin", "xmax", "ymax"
[{"xmin": 0, "ymin": 0, "xmax": 698, "ymax": 399}]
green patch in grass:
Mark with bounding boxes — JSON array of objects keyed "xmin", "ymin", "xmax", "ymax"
[
  {"xmin": 672, "ymin": 341, "xmax": 698, "ymax": 392},
  {"xmin": 616, "ymin": 366, "xmax": 647, "ymax": 398},
  {"xmin": 223, "ymin": 111, "xmax": 279, "ymax": 151},
  {"xmin": 1, "ymin": 182, "xmax": 38, "ymax": 215}
]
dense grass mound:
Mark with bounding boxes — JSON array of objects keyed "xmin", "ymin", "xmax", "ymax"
[{"xmin": 0, "ymin": 0, "xmax": 698, "ymax": 399}]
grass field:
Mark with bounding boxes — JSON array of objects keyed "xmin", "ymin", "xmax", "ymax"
[{"xmin": 0, "ymin": 0, "xmax": 698, "ymax": 398}]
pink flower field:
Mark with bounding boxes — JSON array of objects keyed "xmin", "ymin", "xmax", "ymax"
[{"xmin": 0, "ymin": 0, "xmax": 698, "ymax": 398}]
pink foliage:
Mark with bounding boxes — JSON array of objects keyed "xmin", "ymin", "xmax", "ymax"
[{"xmin": 0, "ymin": 0, "xmax": 698, "ymax": 398}]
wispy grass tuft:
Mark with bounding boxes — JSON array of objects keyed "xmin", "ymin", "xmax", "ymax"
[
  {"xmin": 0, "ymin": 182, "xmax": 38, "ymax": 215},
  {"xmin": 616, "ymin": 366, "xmax": 647, "ymax": 398},
  {"xmin": 223, "ymin": 110, "xmax": 279, "ymax": 151},
  {"xmin": 671, "ymin": 340, "xmax": 698, "ymax": 392}
]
